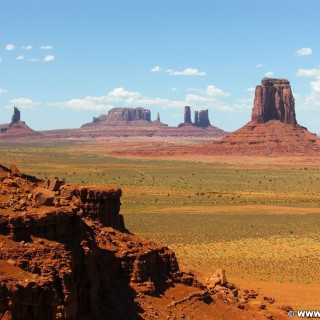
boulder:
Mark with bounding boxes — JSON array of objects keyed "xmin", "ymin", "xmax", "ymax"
[{"xmin": 33, "ymin": 187, "xmax": 55, "ymax": 206}]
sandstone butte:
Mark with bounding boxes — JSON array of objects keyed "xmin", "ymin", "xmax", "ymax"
[
  {"xmin": 0, "ymin": 165, "xmax": 289, "ymax": 320},
  {"xmin": 0, "ymin": 107, "xmax": 41, "ymax": 141},
  {"xmin": 193, "ymin": 78, "xmax": 320, "ymax": 156}
]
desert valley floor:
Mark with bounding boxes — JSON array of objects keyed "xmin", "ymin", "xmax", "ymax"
[{"xmin": 1, "ymin": 136, "xmax": 319, "ymax": 319}]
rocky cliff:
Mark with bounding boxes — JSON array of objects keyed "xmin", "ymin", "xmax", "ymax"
[
  {"xmin": 251, "ymin": 78, "xmax": 296, "ymax": 125},
  {"xmin": 0, "ymin": 165, "xmax": 194, "ymax": 319}
]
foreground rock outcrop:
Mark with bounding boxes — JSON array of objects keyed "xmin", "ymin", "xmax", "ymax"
[
  {"xmin": 0, "ymin": 165, "xmax": 184, "ymax": 319},
  {"xmin": 0, "ymin": 165, "xmax": 290, "ymax": 319}
]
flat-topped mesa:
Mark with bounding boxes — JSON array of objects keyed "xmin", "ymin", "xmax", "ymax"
[
  {"xmin": 10, "ymin": 107, "xmax": 20, "ymax": 124},
  {"xmin": 93, "ymin": 107, "xmax": 151, "ymax": 123},
  {"xmin": 251, "ymin": 78, "xmax": 297, "ymax": 125}
]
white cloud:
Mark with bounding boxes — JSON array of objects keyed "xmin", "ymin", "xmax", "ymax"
[
  {"xmin": 256, "ymin": 64, "xmax": 263, "ymax": 68},
  {"xmin": 8, "ymin": 98, "xmax": 39, "ymax": 109},
  {"xmin": 50, "ymin": 84, "xmax": 242, "ymax": 115},
  {"xmin": 0, "ymin": 88, "xmax": 8, "ymax": 94},
  {"xmin": 22, "ymin": 45, "xmax": 33, "ymax": 50},
  {"xmin": 296, "ymin": 68, "xmax": 320, "ymax": 77},
  {"xmin": 167, "ymin": 67, "xmax": 206, "ymax": 76},
  {"xmin": 108, "ymin": 87, "xmax": 141, "ymax": 98},
  {"xmin": 151, "ymin": 65, "xmax": 162, "ymax": 72},
  {"xmin": 295, "ymin": 47, "xmax": 312, "ymax": 56},
  {"xmin": 50, "ymin": 98, "xmax": 111, "ymax": 111},
  {"xmin": 265, "ymin": 71, "xmax": 274, "ymax": 77},
  {"xmin": 206, "ymin": 85, "xmax": 230, "ymax": 97},
  {"xmin": 0, "ymin": 56, "xmax": 2, "ymax": 62},
  {"xmin": 5, "ymin": 44, "xmax": 15, "ymax": 51},
  {"xmin": 16, "ymin": 55, "xmax": 24, "ymax": 60},
  {"xmin": 171, "ymin": 88, "xmax": 181, "ymax": 92},
  {"xmin": 28, "ymin": 58, "xmax": 40, "ymax": 62},
  {"xmin": 40, "ymin": 45, "xmax": 54, "ymax": 50},
  {"xmin": 246, "ymin": 87, "xmax": 255, "ymax": 92},
  {"xmin": 43, "ymin": 55, "xmax": 55, "ymax": 62}
]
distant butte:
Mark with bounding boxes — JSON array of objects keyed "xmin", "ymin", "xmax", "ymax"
[
  {"xmin": 75, "ymin": 106, "xmax": 227, "ymax": 138},
  {"xmin": 252, "ymin": 78, "xmax": 296, "ymax": 125},
  {"xmin": 194, "ymin": 78, "xmax": 320, "ymax": 156},
  {"xmin": 0, "ymin": 107, "xmax": 41, "ymax": 141}
]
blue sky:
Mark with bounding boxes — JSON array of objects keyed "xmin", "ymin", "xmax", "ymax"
[{"xmin": 0, "ymin": 0, "xmax": 320, "ymax": 132}]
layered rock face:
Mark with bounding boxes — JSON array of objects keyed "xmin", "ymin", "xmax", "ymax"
[
  {"xmin": 0, "ymin": 165, "xmax": 192, "ymax": 319},
  {"xmin": 251, "ymin": 78, "xmax": 296, "ymax": 125},
  {"xmin": 93, "ymin": 107, "xmax": 151, "ymax": 123}
]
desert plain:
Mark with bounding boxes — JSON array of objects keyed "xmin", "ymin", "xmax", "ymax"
[{"xmin": 1, "ymin": 135, "xmax": 319, "ymax": 318}]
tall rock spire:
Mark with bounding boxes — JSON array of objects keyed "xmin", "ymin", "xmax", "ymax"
[{"xmin": 251, "ymin": 78, "xmax": 296, "ymax": 125}]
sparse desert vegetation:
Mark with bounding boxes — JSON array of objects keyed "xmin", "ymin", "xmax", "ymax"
[{"xmin": 1, "ymin": 140, "xmax": 320, "ymax": 287}]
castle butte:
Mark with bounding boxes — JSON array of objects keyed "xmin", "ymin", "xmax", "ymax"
[
  {"xmin": 193, "ymin": 78, "xmax": 320, "ymax": 156},
  {"xmin": 0, "ymin": 165, "xmax": 282, "ymax": 320},
  {"xmin": 0, "ymin": 107, "xmax": 40, "ymax": 141}
]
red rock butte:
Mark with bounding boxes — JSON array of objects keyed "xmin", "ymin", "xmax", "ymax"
[
  {"xmin": 193, "ymin": 78, "xmax": 320, "ymax": 156},
  {"xmin": 252, "ymin": 78, "xmax": 296, "ymax": 125}
]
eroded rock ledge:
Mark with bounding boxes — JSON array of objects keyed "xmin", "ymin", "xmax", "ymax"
[{"xmin": 0, "ymin": 165, "xmax": 189, "ymax": 319}]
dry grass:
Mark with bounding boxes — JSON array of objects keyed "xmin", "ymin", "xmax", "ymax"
[{"xmin": 1, "ymin": 140, "xmax": 320, "ymax": 284}]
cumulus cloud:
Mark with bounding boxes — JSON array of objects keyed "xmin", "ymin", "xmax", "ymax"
[
  {"xmin": 49, "ymin": 83, "xmax": 246, "ymax": 115},
  {"xmin": 43, "ymin": 55, "xmax": 55, "ymax": 62},
  {"xmin": 40, "ymin": 45, "xmax": 54, "ymax": 50},
  {"xmin": 0, "ymin": 88, "xmax": 8, "ymax": 94},
  {"xmin": 246, "ymin": 87, "xmax": 255, "ymax": 92},
  {"xmin": 296, "ymin": 68, "xmax": 320, "ymax": 77},
  {"xmin": 206, "ymin": 85, "xmax": 230, "ymax": 97},
  {"xmin": 295, "ymin": 66, "xmax": 320, "ymax": 109},
  {"xmin": 22, "ymin": 45, "xmax": 33, "ymax": 50},
  {"xmin": 5, "ymin": 44, "xmax": 15, "ymax": 51},
  {"xmin": 8, "ymin": 98, "xmax": 39, "ymax": 109},
  {"xmin": 167, "ymin": 67, "xmax": 206, "ymax": 76},
  {"xmin": 265, "ymin": 71, "xmax": 274, "ymax": 77},
  {"xmin": 295, "ymin": 47, "xmax": 312, "ymax": 56},
  {"xmin": 108, "ymin": 87, "xmax": 140, "ymax": 98},
  {"xmin": 256, "ymin": 64, "xmax": 263, "ymax": 68},
  {"xmin": 16, "ymin": 55, "xmax": 24, "ymax": 60},
  {"xmin": 151, "ymin": 65, "xmax": 162, "ymax": 72}
]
